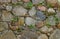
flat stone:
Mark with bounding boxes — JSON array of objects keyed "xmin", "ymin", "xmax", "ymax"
[
  {"xmin": 36, "ymin": 11, "xmax": 46, "ymax": 21},
  {"xmin": 0, "ymin": 22, "xmax": 8, "ymax": 32},
  {"xmin": 0, "ymin": 30, "xmax": 17, "ymax": 39},
  {"xmin": 29, "ymin": 7, "xmax": 36, "ymax": 16},
  {"xmin": 32, "ymin": 0, "xmax": 45, "ymax": 5},
  {"xmin": 12, "ymin": 6, "xmax": 27, "ymax": 16},
  {"xmin": 2, "ymin": 10, "xmax": 13, "ymax": 21},
  {"xmin": 38, "ymin": 34, "xmax": 48, "ymax": 39},
  {"xmin": 0, "ymin": 0, "xmax": 11, "ymax": 3},
  {"xmin": 45, "ymin": 16, "xmax": 56, "ymax": 26},
  {"xmin": 40, "ymin": 26, "xmax": 48, "ymax": 33},
  {"xmin": 49, "ymin": 29, "xmax": 60, "ymax": 39},
  {"xmin": 46, "ymin": 0, "xmax": 57, "ymax": 6},
  {"xmin": 20, "ymin": 31, "xmax": 38, "ymax": 39},
  {"xmin": 25, "ymin": 17, "xmax": 36, "ymax": 25}
]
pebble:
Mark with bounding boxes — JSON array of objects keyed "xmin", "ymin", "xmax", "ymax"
[
  {"xmin": 2, "ymin": 11, "xmax": 13, "ymax": 21},
  {"xmin": 37, "ymin": 6, "xmax": 47, "ymax": 11},
  {"xmin": 49, "ymin": 29, "xmax": 60, "ymax": 39},
  {"xmin": 0, "ymin": 30, "xmax": 17, "ymax": 39},
  {"xmin": 48, "ymin": 27, "xmax": 54, "ymax": 33},
  {"xmin": 12, "ymin": 6, "xmax": 27, "ymax": 16},
  {"xmin": 40, "ymin": 26, "xmax": 48, "ymax": 33},
  {"xmin": 36, "ymin": 11, "xmax": 46, "ymax": 21},
  {"xmin": 47, "ymin": 8, "xmax": 55, "ymax": 13},
  {"xmin": 25, "ymin": 17, "xmax": 36, "ymax": 25},
  {"xmin": 0, "ymin": 22, "xmax": 8, "ymax": 32},
  {"xmin": 38, "ymin": 34, "xmax": 48, "ymax": 39},
  {"xmin": 29, "ymin": 7, "xmax": 36, "ymax": 16},
  {"xmin": 20, "ymin": 31, "xmax": 38, "ymax": 39},
  {"xmin": 45, "ymin": 16, "xmax": 56, "ymax": 26},
  {"xmin": 0, "ymin": 0, "xmax": 11, "ymax": 3},
  {"xmin": 6, "ymin": 5, "xmax": 12, "ymax": 11}
]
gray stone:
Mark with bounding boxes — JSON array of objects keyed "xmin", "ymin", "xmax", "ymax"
[
  {"xmin": 0, "ymin": 22, "xmax": 8, "ymax": 32},
  {"xmin": 20, "ymin": 31, "xmax": 38, "ymax": 39},
  {"xmin": 36, "ymin": 11, "xmax": 46, "ymax": 21},
  {"xmin": 32, "ymin": 0, "xmax": 45, "ymax": 5},
  {"xmin": 38, "ymin": 34, "xmax": 48, "ymax": 39},
  {"xmin": 2, "ymin": 11, "xmax": 13, "ymax": 21},
  {"xmin": 25, "ymin": 17, "xmax": 36, "ymax": 25},
  {"xmin": 45, "ymin": 16, "xmax": 56, "ymax": 26},
  {"xmin": 49, "ymin": 29, "xmax": 60, "ymax": 39},
  {"xmin": 0, "ymin": 0, "xmax": 11, "ymax": 3},
  {"xmin": 12, "ymin": 6, "xmax": 27, "ymax": 16},
  {"xmin": 29, "ymin": 7, "xmax": 36, "ymax": 16},
  {"xmin": 0, "ymin": 30, "xmax": 17, "ymax": 39}
]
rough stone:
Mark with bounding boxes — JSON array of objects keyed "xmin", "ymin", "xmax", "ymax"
[
  {"xmin": 49, "ymin": 29, "xmax": 60, "ymax": 39},
  {"xmin": 29, "ymin": 7, "xmax": 36, "ymax": 16},
  {"xmin": 20, "ymin": 31, "xmax": 38, "ymax": 39},
  {"xmin": 25, "ymin": 17, "xmax": 36, "ymax": 25},
  {"xmin": 36, "ymin": 11, "xmax": 46, "ymax": 21},
  {"xmin": 0, "ymin": 0, "xmax": 11, "ymax": 3},
  {"xmin": 38, "ymin": 34, "xmax": 48, "ymax": 39},
  {"xmin": 2, "ymin": 11, "xmax": 13, "ymax": 21},
  {"xmin": 12, "ymin": 6, "xmax": 27, "ymax": 16},
  {"xmin": 0, "ymin": 22, "xmax": 8, "ymax": 32},
  {"xmin": 0, "ymin": 30, "xmax": 17, "ymax": 39},
  {"xmin": 40, "ymin": 26, "xmax": 48, "ymax": 33}
]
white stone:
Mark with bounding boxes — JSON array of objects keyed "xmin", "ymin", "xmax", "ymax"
[{"xmin": 47, "ymin": 8, "xmax": 55, "ymax": 13}]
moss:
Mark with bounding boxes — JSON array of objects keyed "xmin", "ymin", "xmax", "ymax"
[{"xmin": 26, "ymin": 2, "xmax": 33, "ymax": 9}]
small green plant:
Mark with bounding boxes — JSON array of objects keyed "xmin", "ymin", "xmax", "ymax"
[
  {"xmin": 11, "ymin": 16, "xmax": 19, "ymax": 22},
  {"xmin": 47, "ymin": 3, "xmax": 54, "ymax": 8},
  {"xmin": 26, "ymin": 2, "xmax": 33, "ymax": 9},
  {"xmin": 28, "ymin": 24, "xmax": 35, "ymax": 29},
  {"xmin": 46, "ymin": 24, "xmax": 51, "ymax": 28}
]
